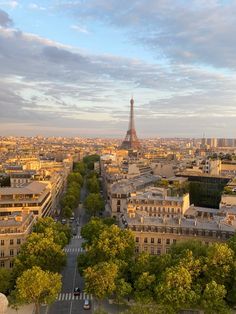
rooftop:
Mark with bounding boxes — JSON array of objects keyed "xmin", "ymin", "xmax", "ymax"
[
  {"xmin": 0, "ymin": 181, "xmax": 48, "ymax": 196},
  {"xmin": 125, "ymin": 212, "xmax": 236, "ymax": 232}
]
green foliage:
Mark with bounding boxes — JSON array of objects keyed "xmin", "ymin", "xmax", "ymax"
[
  {"xmin": 33, "ymin": 217, "xmax": 71, "ymax": 247},
  {"xmin": 84, "ymin": 193, "xmax": 104, "ymax": 216},
  {"xmin": 80, "ymin": 217, "xmax": 109, "ymax": 247},
  {"xmin": 78, "ymin": 218, "xmax": 135, "ymax": 303},
  {"xmin": 62, "ymin": 205, "xmax": 73, "ymax": 219},
  {"xmin": 169, "ymin": 240, "xmax": 208, "ymax": 259},
  {"xmin": 0, "ymin": 268, "xmax": 13, "ymax": 294},
  {"xmin": 87, "ymin": 176, "xmax": 100, "ymax": 193},
  {"xmin": 83, "ymin": 154, "xmax": 100, "ymax": 170},
  {"xmin": 13, "ymin": 230, "xmax": 66, "ymax": 276},
  {"xmin": 84, "ymin": 262, "xmax": 118, "ymax": 300},
  {"xmin": 115, "ymin": 278, "xmax": 132, "ymax": 303},
  {"xmin": 67, "ymin": 172, "xmax": 83, "ymax": 186},
  {"xmin": 204, "ymin": 243, "xmax": 234, "ymax": 284},
  {"xmin": 134, "ymin": 272, "xmax": 156, "ymax": 303},
  {"xmin": 15, "ymin": 266, "xmax": 61, "ymax": 314},
  {"xmin": 200, "ymin": 281, "xmax": 230, "ymax": 314},
  {"xmin": 88, "ymin": 224, "xmax": 135, "ymax": 263},
  {"xmin": 156, "ymin": 265, "xmax": 198, "ymax": 312},
  {"xmin": 73, "ymin": 161, "xmax": 86, "ymax": 176}
]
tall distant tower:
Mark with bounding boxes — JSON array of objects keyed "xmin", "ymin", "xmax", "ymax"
[{"xmin": 120, "ymin": 97, "xmax": 141, "ymax": 150}]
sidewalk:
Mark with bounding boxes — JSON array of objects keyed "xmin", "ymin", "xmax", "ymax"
[{"xmin": 7, "ymin": 304, "xmax": 34, "ymax": 314}]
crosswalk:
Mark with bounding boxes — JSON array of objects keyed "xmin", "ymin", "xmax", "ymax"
[
  {"xmin": 57, "ymin": 292, "xmax": 93, "ymax": 301},
  {"xmin": 72, "ymin": 235, "xmax": 82, "ymax": 239},
  {"xmin": 64, "ymin": 247, "xmax": 84, "ymax": 253}
]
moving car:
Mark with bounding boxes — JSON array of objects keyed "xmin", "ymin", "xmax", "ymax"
[
  {"xmin": 83, "ymin": 299, "xmax": 91, "ymax": 310},
  {"xmin": 73, "ymin": 287, "xmax": 81, "ymax": 296}
]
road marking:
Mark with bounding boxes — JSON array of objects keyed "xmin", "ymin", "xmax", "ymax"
[
  {"xmin": 56, "ymin": 292, "xmax": 93, "ymax": 301},
  {"xmin": 72, "ymin": 235, "xmax": 82, "ymax": 239},
  {"xmin": 63, "ymin": 247, "xmax": 84, "ymax": 253}
]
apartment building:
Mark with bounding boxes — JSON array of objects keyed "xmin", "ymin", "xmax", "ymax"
[
  {"xmin": 120, "ymin": 186, "xmax": 236, "ymax": 255},
  {"xmin": 0, "ymin": 211, "xmax": 35, "ymax": 268},
  {"xmin": 109, "ymin": 175, "xmax": 160, "ymax": 217},
  {"xmin": 127, "ymin": 187, "xmax": 190, "ymax": 218},
  {"xmin": 123, "ymin": 210, "xmax": 235, "ymax": 255},
  {"xmin": 0, "ymin": 181, "xmax": 52, "ymax": 217}
]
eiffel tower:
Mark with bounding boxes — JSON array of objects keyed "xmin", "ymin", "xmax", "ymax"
[{"xmin": 120, "ymin": 97, "xmax": 141, "ymax": 150}]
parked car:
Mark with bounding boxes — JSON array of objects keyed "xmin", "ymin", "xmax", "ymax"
[
  {"xmin": 83, "ymin": 299, "xmax": 91, "ymax": 310},
  {"xmin": 61, "ymin": 219, "xmax": 66, "ymax": 224},
  {"xmin": 73, "ymin": 287, "xmax": 81, "ymax": 296}
]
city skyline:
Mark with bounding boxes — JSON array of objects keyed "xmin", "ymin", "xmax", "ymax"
[{"xmin": 1, "ymin": 1, "xmax": 236, "ymax": 138}]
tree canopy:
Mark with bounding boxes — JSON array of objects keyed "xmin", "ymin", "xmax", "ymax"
[{"xmin": 15, "ymin": 266, "xmax": 61, "ymax": 314}]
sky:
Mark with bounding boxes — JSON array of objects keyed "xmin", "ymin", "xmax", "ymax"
[{"xmin": 0, "ymin": 0, "xmax": 236, "ymax": 138}]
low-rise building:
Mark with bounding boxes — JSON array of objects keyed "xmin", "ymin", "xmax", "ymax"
[
  {"xmin": 109, "ymin": 175, "xmax": 160, "ymax": 217},
  {"xmin": 0, "ymin": 181, "xmax": 52, "ymax": 217},
  {"xmin": 0, "ymin": 211, "xmax": 35, "ymax": 268},
  {"xmin": 123, "ymin": 210, "xmax": 235, "ymax": 255}
]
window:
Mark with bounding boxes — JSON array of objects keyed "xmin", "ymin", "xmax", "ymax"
[
  {"xmin": 151, "ymin": 238, "xmax": 154, "ymax": 244},
  {"xmin": 10, "ymin": 239, "xmax": 14, "ymax": 245},
  {"xmin": 135, "ymin": 237, "xmax": 139, "ymax": 243},
  {"xmin": 17, "ymin": 239, "xmax": 21, "ymax": 245},
  {"xmin": 135, "ymin": 247, "xmax": 139, "ymax": 253},
  {"xmin": 166, "ymin": 239, "xmax": 170, "ymax": 245},
  {"xmin": 173, "ymin": 239, "xmax": 177, "ymax": 244},
  {"xmin": 0, "ymin": 261, "xmax": 5, "ymax": 268},
  {"xmin": 158, "ymin": 238, "xmax": 161, "ymax": 244},
  {"xmin": 9, "ymin": 261, "xmax": 14, "ymax": 268},
  {"xmin": 150, "ymin": 247, "xmax": 154, "ymax": 255},
  {"xmin": 0, "ymin": 250, "xmax": 4, "ymax": 257},
  {"xmin": 10, "ymin": 249, "xmax": 14, "ymax": 256},
  {"xmin": 0, "ymin": 240, "xmax": 4, "ymax": 246},
  {"xmin": 144, "ymin": 246, "xmax": 148, "ymax": 251},
  {"xmin": 157, "ymin": 249, "xmax": 161, "ymax": 255},
  {"xmin": 144, "ymin": 237, "xmax": 148, "ymax": 243}
]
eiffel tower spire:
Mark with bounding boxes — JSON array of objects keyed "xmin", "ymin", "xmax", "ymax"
[{"xmin": 120, "ymin": 97, "xmax": 141, "ymax": 150}]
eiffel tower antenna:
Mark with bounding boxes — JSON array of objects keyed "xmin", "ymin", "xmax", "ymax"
[{"xmin": 120, "ymin": 97, "xmax": 141, "ymax": 150}]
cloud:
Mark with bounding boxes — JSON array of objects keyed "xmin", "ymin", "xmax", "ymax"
[
  {"xmin": 28, "ymin": 3, "xmax": 46, "ymax": 11},
  {"xmin": 0, "ymin": 1, "xmax": 18, "ymax": 9},
  {"xmin": 0, "ymin": 9, "xmax": 13, "ymax": 27},
  {"xmin": 59, "ymin": 0, "xmax": 236, "ymax": 69},
  {"xmin": 70, "ymin": 24, "xmax": 89, "ymax": 34},
  {"xmin": 1, "ymin": 7, "xmax": 236, "ymax": 137}
]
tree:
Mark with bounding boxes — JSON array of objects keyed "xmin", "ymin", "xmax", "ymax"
[
  {"xmin": 87, "ymin": 176, "xmax": 99, "ymax": 193},
  {"xmin": 33, "ymin": 217, "xmax": 71, "ymax": 247},
  {"xmin": 61, "ymin": 194, "xmax": 77, "ymax": 209},
  {"xmin": 13, "ymin": 230, "xmax": 66, "ymax": 276},
  {"xmin": 15, "ymin": 266, "xmax": 61, "ymax": 314},
  {"xmin": 200, "ymin": 281, "xmax": 230, "ymax": 314},
  {"xmin": 204, "ymin": 243, "xmax": 234, "ymax": 285},
  {"xmin": 80, "ymin": 217, "xmax": 109, "ymax": 247},
  {"xmin": 0, "ymin": 268, "xmax": 13, "ymax": 294},
  {"xmin": 67, "ymin": 172, "xmax": 83, "ymax": 186},
  {"xmin": 84, "ymin": 193, "xmax": 104, "ymax": 216},
  {"xmin": 73, "ymin": 162, "xmax": 86, "ymax": 176},
  {"xmin": 155, "ymin": 265, "xmax": 198, "ymax": 312},
  {"xmin": 84, "ymin": 262, "xmax": 118, "ymax": 301},
  {"xmin": 83, "ymin": 154, "xmax": 100, "ymax": 170},
  {"xmin": 169, "ymin": 240, "xmax": 208, "ymax": 259},
  {"xmin": 88, "ymin": 224, "xmax": 135, "ymax": 263},
  {"xmin": 115, "ymin": 278, "xmax": 132, "ymax": 303},
  {"xmin": 61, "ymin": 205, "xmax": 73, "ymax": 219},
  {"xmin": 134, "ymin": 272, "xmax": 156, "ymax": 303}
]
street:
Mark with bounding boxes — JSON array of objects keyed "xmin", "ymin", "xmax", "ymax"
[{"xmin": 42, "ymin": 179, "xmax": 93, "ymax": 314}]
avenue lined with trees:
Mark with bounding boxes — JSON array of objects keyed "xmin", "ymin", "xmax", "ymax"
[{"xmin": 78, "ymin": 217, "xmax": 236, "ymax": 313}]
